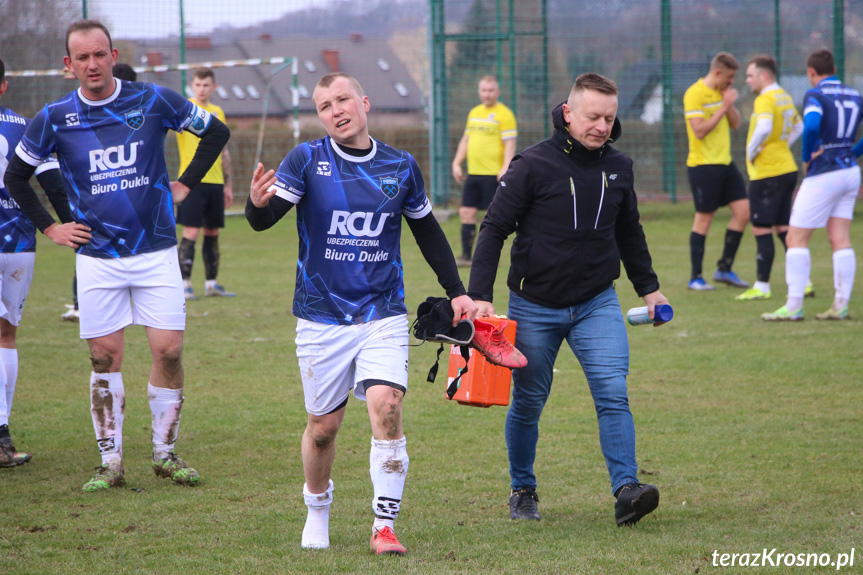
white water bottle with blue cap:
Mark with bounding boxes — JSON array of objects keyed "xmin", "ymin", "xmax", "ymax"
[{"xmin": 626, "ymin": 304, "xmax": 673, "ymax": 326}]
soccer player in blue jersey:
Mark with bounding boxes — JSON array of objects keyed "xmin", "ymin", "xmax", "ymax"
[
  {"xmin": 762, "ymin": 50, "xmax": 863, "ymax": 321},
  {"xmin": 60, "ymin": 62, "xmax": 140, "ymax": 324},
  {"xmin": 0, "ymin": 58, "xmax": 73, "ymax": 467},
  {"xmin": 4, "ymin": 20, "xmax": 230, "ymax": 490},
  {"xmin": 246, "ymin": 72, "xmax": 477, "ymax": 555}
]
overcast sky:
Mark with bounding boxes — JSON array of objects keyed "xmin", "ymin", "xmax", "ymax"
[{"xmin": 89, "ymin": 0, "xmax": 315, "ymax": 39}]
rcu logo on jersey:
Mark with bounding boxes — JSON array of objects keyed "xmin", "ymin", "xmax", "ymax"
[
  {"xmin": 379, "ymin": 176, "xmax": 400, "ymax": 199},
  {"xmin": 124, "ymin": 109, "xmax": 144, "ymax": 130},
  {"xmin": 89, "ymin": 142, "xmax": 140, "ymax": 173},
  {"xmin": 327, "ymin": 210, "xmax": 392, "ymax": 238}
]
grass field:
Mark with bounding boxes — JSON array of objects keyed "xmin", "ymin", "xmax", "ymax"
[{"xmin": 1, "ymin": 201, "xmax": 860, "ymax": 574}]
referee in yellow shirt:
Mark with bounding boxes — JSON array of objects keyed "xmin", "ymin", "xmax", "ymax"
[
  {"xmin": 683, "ymin": 52, "xmax": 750, "ymax": 290},
  {"xmin": 176, "ymin": 67, "xmax": 234, "ymax": 300},
  {"xmin": 451, "ymin": 76, "xmax": 517, "ymax": 266},
  {"xmin": 737, "ymin": 55, "xmax": 804, "ymax": 301}
]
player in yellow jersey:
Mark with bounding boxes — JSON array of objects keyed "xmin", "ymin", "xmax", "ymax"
[
  {"xmin": 451, "ymin": 76, "xmax": 517, "ymax": 266},
  {"xmin": 737, "ymin": 55, "xmax": 804, "ymax": 301},
  {"xmin": 176, "ymin": 67, "xmax": 234, "ymax": 299},
  {"xmin": 683, "ymin": 52, "xmax": 750, "ymax": 291}
]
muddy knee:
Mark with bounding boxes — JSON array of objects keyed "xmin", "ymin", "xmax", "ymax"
[
  {"xmin": 378, "ymin": 389, "xmax": 404, "ymax": 438},
  {"xmin": 156, "ymin": 345, "xmax": 183, "ymax": 374},
  {"xmin": 89, "ymin": 353, "xmax": 115, "ymax": 373},
  {"xmin": 380, "ymin": 402, "xmax": 402, "ymax": 438},
  {"xmin": 307, "ymin": 426, "xmax": 338, "ymax": 450}
]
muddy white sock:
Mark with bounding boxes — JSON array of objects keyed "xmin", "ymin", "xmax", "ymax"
[
  {"xmin": 148, "ymin": 384, "xmax": 183, "ymax": 460},
  {"xmin": 0, "ymin": 354, "xmax": 7, "ymax": 427},
  {"xmin": 90, "ymin": 372, "xmax": 124, "ymax": 469},
  {"xmin": 1, "ymin": 348, "xmax": 18, "ymax": 418},
  {"xmin": 833, "ymin": 248, "xmax": 855, "ymax": 307},
  {"xmin": 302, "ymin": 479, "xmax": 334, "ymax": 549},
  {"xmin": 370, "ymin": 436, "xmax": 408, "ymax": 532}
]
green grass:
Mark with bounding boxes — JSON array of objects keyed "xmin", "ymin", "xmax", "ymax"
[{"xmin": 1, "ymin": 202, "xmax": 861, "ymax": 574}]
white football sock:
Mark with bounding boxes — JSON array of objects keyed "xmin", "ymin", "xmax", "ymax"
[
  {"xmin": 833, "ymin": 248, "xmax": 855, "ymax": 307},
  {"xmin": 148, "ymin": 383, "xmax": 184, "ymax": 460},
  {"xmin": 370, "ymin": 436, "xmax": 408, "ymax": 532},
  {"xmin": 1, "ymin": 348, "xmax": 18, "ymax": 419},
  {"xmin": 302, "ymin": 479, "xmax": 334, "ymax": 549},
  {"xmin": 785, "ymin": 247, "xmax": 810, "ymax": 311},
  {"xmin": 90, "ymin": 372, "xmax": 125, "ymax": 469},
  {"xmin": 753, "ymin": 281, "xmax": 771, "ymax": 294},
  {"xmin": 0, "ymin": 351, "xmax": 8, "ymax": 427}
]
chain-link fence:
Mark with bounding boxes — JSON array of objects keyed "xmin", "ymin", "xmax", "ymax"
[
  {"xmin": 2, "ymin": 0, "xmax": 861, "ymax": 204},
  {"xmin": 432, "ymin": 0, "xmax": 862, "ymax": 203}
]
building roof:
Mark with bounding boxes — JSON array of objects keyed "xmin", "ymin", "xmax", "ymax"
[{"xmin": 129, "ymin": 35, "xmax": 423, "ymax": 117}]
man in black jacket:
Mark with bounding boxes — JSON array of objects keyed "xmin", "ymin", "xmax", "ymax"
[{"xmin": 468, "ymin": 73, "xmax": 668, "ymax": 526}]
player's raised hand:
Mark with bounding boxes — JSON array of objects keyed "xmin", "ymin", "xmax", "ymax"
[
  {"xmin": 45, "ymin": 222, "xmax": 92, "ymax": 248},
  {"xmin": 722, "ymin": 88, "xmax": 739, "ymax": 106},
  {"xmin": 250, "ymin": 162, "xmax": 278, "ymax": 208}
]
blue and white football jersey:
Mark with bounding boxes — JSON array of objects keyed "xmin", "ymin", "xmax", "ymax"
[
  {"xmin": 271, "ymin": 136, "xmax": 432, "ymax": 325},
  {"xmin": 802, "ymin": 77, "xmax": 863, "ymax": 176},
  {"xmin": 15, "ymin": 80, "xmax": 211, "ymax": 258},
  {"xmin": 0, "ymin": 105, "xmax": 60, "ymax": 253}
]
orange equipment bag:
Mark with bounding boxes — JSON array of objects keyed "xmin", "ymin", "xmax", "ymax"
[{"xmin": 445, "ymin": 317, "xmax": 516, "ymax": 408}]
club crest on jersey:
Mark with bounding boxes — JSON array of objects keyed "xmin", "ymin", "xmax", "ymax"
[
  {"xmin": 125, "ymin": 109, "xmax": 144, "ymax": 130},
  {"xmin": 379, "ymin": 176, "xmax": 400, "ymax": 199},
  {"xmin": 317, "ymin": 161, "xmax": 332, "ymax": 176}
]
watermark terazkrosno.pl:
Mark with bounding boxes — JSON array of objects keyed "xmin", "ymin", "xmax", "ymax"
[{"xmin": 712, "ymin": 549, "xmax": 855, "ymax": 570}]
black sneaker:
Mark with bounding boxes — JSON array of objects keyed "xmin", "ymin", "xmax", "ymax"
[
  {"xmin": 509, "ymin": 488, "xmax": 541, "ymax": 520},
  {"xmin": 614, "ymin": 483, "xmax": 659, "ymax": 526}
]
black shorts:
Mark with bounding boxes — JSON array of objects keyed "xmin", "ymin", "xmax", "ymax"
[
  {"xmin": 176, "ymin": 183, "xmax": 226, "ymax": 229},
  {"xmin": 461, "ymin": 175, "xmax": 499, "ymax": 210},
  {"xmin": 687, "ymin": 163, "xmax": 747, "ymax": 213},
  {"xmin": 748, "ymin": 171, "xmax": 798, "ymax": 228}
]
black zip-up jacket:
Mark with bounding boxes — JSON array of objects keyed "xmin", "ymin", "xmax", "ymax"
[{"xmin": 467, "ymin": 102, "xmax": 660, "ymax": 308}]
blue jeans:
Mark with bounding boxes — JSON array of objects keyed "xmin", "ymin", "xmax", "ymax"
[{"xmin": 506, "ymin": 286, "xmax": 639, "ymax": 495}]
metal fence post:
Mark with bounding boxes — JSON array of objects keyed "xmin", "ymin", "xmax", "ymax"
[
  {"xmin": 661, "ymin": 0, "xmax": 675, "ymax": 202},
  {"xmin": 833, "ymin": 0, "xmax": 845, "ymax": 81}
]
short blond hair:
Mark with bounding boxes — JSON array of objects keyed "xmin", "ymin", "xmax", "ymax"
[
  {"xmin": 711, "ymin": 52, "xmax": 739, "ymax": 71},
  {"xmin": 315, "ymin": 72, "xmax": 364, "ymax": 97}
]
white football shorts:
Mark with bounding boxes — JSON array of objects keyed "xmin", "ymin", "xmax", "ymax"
[
  {"xmin": 77, "ymin": 247, "xmax": 185, "ymax": 339},
  {"xmin": 790, "ymin": 166, "xmax": 860, "ymax": 229},
  {"xmin": 296, "ymin": 314, "xmax": 410, "ymax": 416},
  {"xmin": 0, "ymin": 252, "xmax": 35, "ymax": 327}
]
